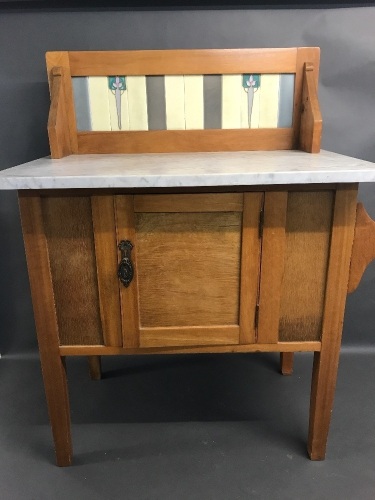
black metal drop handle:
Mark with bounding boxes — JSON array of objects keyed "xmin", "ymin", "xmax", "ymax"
[{"xmin": 118, "ymin": 240, "xmax": 134, "ymax": 288}]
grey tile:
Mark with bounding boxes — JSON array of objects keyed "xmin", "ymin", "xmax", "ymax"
[
  {"xmin": 278, "ymin": 73, "xmax": 295, "ymax": 128},
  {"xmin": 204, "ymin": 75, "xmax": 222, "ymax": 129},
  {"xmin": 72, "ymin": 77, "xmax": 92, "ymax": 131},
  {"xmin": 146, "ymin": 76, "xmax": 166, "ymax": 130}
]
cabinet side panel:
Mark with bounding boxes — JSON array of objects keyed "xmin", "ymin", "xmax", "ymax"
[
  {"xmin": 136, "ymin": 211, "xmax": 242, "ymax": 328},
  {"xmin": 42, "ymin": 196, "xmax": 104, "ymax": 345},
  {"xmin": 279, "ymin": 191, "xmax": 333, "ymax": 341}
]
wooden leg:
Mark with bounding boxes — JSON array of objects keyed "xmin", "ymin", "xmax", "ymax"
[
  {"xmin": 45, "ymin": 356, "xmax": 72, "ymax": 466},
  {"xmin": 307, "ymin": 185, "xmax": 358, "ymax": 460},
  {"xmin": 19, "ymin": 194, "xmax": 73, "ymax": 466},
  {"xmin": 308, "ymin": 350, "xmax": 341, "ymax": 460},
  {"xmin": 280, "ymin": 352, "xmax": 294, "ymax": 375},
  {"xmin": 88, "ymin": 355, "xmax": 102, "ymax": 380}
]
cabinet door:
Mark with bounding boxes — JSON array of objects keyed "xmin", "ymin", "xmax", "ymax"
[{"xmin": 114, "ymin": 193, "xmax": 262, "ymax": 348}]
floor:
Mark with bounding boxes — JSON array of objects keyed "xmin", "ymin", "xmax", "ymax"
[{"xmin": 0, "ymin": 350, "xmax": 374, "ymax": 500}]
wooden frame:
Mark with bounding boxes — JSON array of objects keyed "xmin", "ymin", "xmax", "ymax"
[
  {"xmin": 46, "ymin": 48, "xmax": 322, "ymax": 157},
  {"xmin": 19, "ymin": 194, "xmax": 72, "ymax": 467}
]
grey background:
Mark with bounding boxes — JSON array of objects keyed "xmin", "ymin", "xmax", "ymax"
[{"xmin": 0, "ymin": 7, "xmax": 375, "ymax": 499}]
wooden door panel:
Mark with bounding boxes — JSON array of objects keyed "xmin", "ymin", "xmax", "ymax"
[
  {"xmin": 114, "ymin": 192, "xmax": 262, "ymax": 348},
  {"xmin": 135, "ymin": 211, "xmax": 242, "ymax": 328}
]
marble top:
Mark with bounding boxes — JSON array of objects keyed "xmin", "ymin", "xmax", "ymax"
[{"xmin": 0, "ymin": 150, "xmax": 375, "ymax": 190}]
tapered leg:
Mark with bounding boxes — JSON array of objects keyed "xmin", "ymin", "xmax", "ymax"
[
  {"xmin": 280, "ymin": 352, "xmax": 294, "ymax": 375},
  {"xmin": 43, "ymin": 356, "xmax": 72, "ymax": 466},
  {"xmin": 19, "ymin": 194, "xmax": 73, "ymax": 466},
  {"xmin": 88, "ymin": 355, "xmax": 102, "ymax": 380},
  {"xmin": 308, "ymin": 350, "xmax": 341, "ymax": 460},
  {"xmin": 307, "ymin": 185, "xmax": 358, "ymax": 460}
]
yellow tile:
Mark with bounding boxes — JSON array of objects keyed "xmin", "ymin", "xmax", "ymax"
[
  {"xmin": 88, "ymin": 77, "xmax": 111, "ymax": 131},
  {"xmin": 258, "ymin": 74, "xmax": 280, "ymax": 128},
  {"xmin": 184, "ymin": 75, "xmax": 204, "ymax": 130},
  {"xmin": 222, "ymin": 75, "xmax": 242, "ymax": 129},
  {"xmin": 165, "ymin": 75, "xmax": 185, "ymax": 130},
  {"xmin": 127, "ymin": 76, "xmax": 148, "ymax": 131}
]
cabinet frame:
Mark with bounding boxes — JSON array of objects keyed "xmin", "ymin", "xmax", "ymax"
[{"xmin": 18, "ymin": 182, "xmax": 358, "ymax": 466}]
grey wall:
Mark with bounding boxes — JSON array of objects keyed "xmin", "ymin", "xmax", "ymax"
[{"xmin": 0, "ymin": 7, "xmax": 374, "ymax": 354}]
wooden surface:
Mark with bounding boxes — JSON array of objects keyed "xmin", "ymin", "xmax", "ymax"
[
  {"xmin": 299, "ymin": 63, "xmax": 322, "ymax": 153},
  {"xmin": 293, "ymin": 47, "xmax": 320, "ymax": 149},
  {"xmin": 279, "ymin": 191, "xmax": 333, "ymax": 342},
  {"xmin": 77, "ymin": 128, "xmax": 294, "ymax": 154},
  {"xmin": 348, "ymin": 203, "xmax": 375, "ymax": 293},
  {"xmin": 46, "ymin": 52, "xmax": 78, "ymax": 154},
  {"xmin": 88, "ymin": 355, "xmax": 102, "ymax": 380},
  {"xmin": 140, "ymin": 326, "xmax": 239, "ymax": 348},
  {"xmin": 47, "ymin": 67, "xmax": 71, "ymax": 159},
  {"xmin": 134, "ymin": 193, "xmax": 244, "ymax": 213},
  {"xmin": 239, "ymin": 193, "xmax": 263, "ymax": 344},
  {"xmin": 135, "ymin": 210, "xmax": 242, "ymax": 328},
  {"xmin": 42, "ymin": 196, "xmax": 103, "ymax": 346},
  {"xmin": 60, "ymin": 341, "xmax": 322, "ymax": 356},
  {"xmin": 114, "ymin": 195, "xmax": 140, "ymax": 348},
  {"xmin": 308, "ymin": 184, "xmax": 358, "ymax": 460},
  {"xmin": 91, "ymin": 195, "xmax": 122, "ymax": 346},
  {"xmin": 19, "ymin": 194, "xmax": 72, "ymax": 467},
  {"xmin": 257, "ymin": 192, "xmax": 288, "ymax": 343},
  {"xmin": 66, "ymin": 48, "xmax": 299, "ymax": 76},
  {"xmin": 280, "ymin": 352, "xmax": 294, "ymax": 375}
]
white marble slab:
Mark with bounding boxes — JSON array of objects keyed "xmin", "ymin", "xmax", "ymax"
[{"xmin": 0, "ymin": 150, "xmax": 375, "ymax": 190}]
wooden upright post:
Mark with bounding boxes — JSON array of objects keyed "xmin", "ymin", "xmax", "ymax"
[
  {"xmin": 19, "ymin": 192, "xmax": 73, "ymax": 466},
  {"xmin": 307, "ymin": 185, "xmax": 358, "ymax": 460}
]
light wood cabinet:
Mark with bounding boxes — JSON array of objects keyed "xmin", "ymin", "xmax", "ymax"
[
  {"xmin": 39, "ymin": 188, "xmax": 339, "ymax": 352},
  {"xmin": 2, "ymin": 48, "xmax": 374, "ymax": 466}
]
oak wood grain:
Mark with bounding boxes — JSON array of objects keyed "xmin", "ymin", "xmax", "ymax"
[
  {"xmin": 293, "ymin": 47, "xmax": 320, "ymax": 149},
  {"xmin": 348, "ymin": 202, "xmax": 375, "ymax": 293},
  {"xmin": 140, "ymin": 326, "xmax": 239, "ymax": 347},
  {"xmin": 42, "ymin": 196, "xmax": 103, "ymax": 346},
  {"xmin": 60, "ymin": 341, "xmax": 321, "ymax": 356},
  {"xmin": 134, "ymin": 193, "xmax": 244, "ymax": 213},
  {"xmin": 134, "ymin": 210, "xmax": 242, "ymax": 328},
  {"xmin": 308, "ymin": 184, "xmax": 358, "ymax": 460},
  {"xmin": 299, "ymin": 63, "xmax": 322, "ymax": 153},
  {"xmin": 67, "ymin": 48, "xmax": 299, "ymax": 76},
  {"xmin": 47, "ymin": 67, "xmax": 71, "ymax": 159},
  {"xmin": 19, "ymin": 193, "xmax": 72, "ymax": 467},
  {"xmin": 91, "ymin": 195, "xmax": 122, "ymax": 346},
  {"xmin": 46, "ymin": 52, "xmax": 78, "ymax": 154},
  {"xmin": 257, "ymin": 192, "xmax": 288, "ymax": 343},
  {"xmin": 114, "ymin": 195, "xmax": 140, "ymax": 348},
  {"xmin": 279, "ymin": 191, "xmax": 334, "ymax": 342},
  {"xmin": 239, "ymin": 193, "xmax": 263, "ymax": 344},
  {"xmin": 77, "ymin": 128, "xmax": 294, "ymax": 154}
]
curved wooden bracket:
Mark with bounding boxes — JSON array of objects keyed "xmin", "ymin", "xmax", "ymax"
[
  {"xmin": 47, "ymin": 66, "xmax": 72, "ymax": 159},
  {"xmin": 299, "ymin": 63, "xmax": 322, "ymax": 154},
  {"xmin": 348, "ymin": 203, "xmax": 375, "ymax": 293}
]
